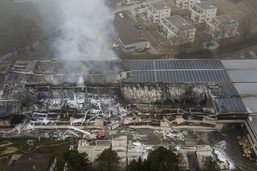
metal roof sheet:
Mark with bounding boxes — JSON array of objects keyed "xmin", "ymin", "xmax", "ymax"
[
  {"xmin": 233, "ymin": 83, "xmax": 257, "ymax": 96},
  {"xmin": 222, "ymin": 60, "xmax": 257, "ymax": 70},
  {"xmin": 227, "ymin": 70, "xmax": 257, "ymax": 83},
  {"xmin": 241, "ymin": 97, "xmax": 257, "ymax": 114}
]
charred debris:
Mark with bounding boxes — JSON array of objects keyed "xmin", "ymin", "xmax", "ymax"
[{"xmin": 0, "ymin": 59, "xmax": 247, "ymax": 132}]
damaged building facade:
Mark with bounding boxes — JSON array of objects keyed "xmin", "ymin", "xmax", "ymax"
[{"xmin": 0, "ymin": 59, "xmax": 251, "ymax": 131}]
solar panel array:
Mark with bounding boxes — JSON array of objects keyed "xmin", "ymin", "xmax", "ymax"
[
  {"xmin": 123, "ymin": 60, "xmax": 154, "ymax": 70},
  {"xmin": 124, "ymin": 59, "xmax": 224, "ymax": 70},
  {"xmin": 123, "ymin": 60, "xmax": 229, "ymax": 83},
  {"xmin": 154, "ymin": 60, "xmax": 224, "ymax": 70},
  {"xmin": 216, "ymin": 97, "xmax": 247, "ymax": 114},
  {"xmin": 211, "ymin": 83, "xmax": 239, "ymax": 97}
]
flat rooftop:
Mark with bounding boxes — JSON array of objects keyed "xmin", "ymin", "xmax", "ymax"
[
  {"xmin": 194, "ymin": 2, "xmax": 216, "ymax": 10},
  {"xmin": 150, "ymin": 1, "xmax": 169, "ymax": 10},
  {"xmin": 113, "ymin": 12, "xmax": 146, "ymax": 45},
  {"xmin": 166, "ymin": 15, "xmax": 195, "ymax": 31},
  {"xmin": 213, "ymin": 15, "xmax": 238, "ymax": 25}
]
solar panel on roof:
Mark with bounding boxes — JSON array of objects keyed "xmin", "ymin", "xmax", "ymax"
[
  {"xmin": 216, "ymin": 97, "xmax": 247, "ymax": 114},
  {"xmin": 155, "ymin": 70, "xmax": 229, "ymax": 83},
  {"xmin": 126, "ymin": 71, "xmax": 156, "ymax": 83},
  {"xmin": 123, "ymin": 61, "xmax": 155, "ymax": 70},
  {"xmin": 124, "ymin": 59, "xmax": 224, "ymax": 70},
  {"xmin": 122, "ymin": 59, "xmax": 230, "ymax": 83}
]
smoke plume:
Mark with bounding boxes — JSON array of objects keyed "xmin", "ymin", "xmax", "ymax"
[{"xmin": 53, "ymin": 0, "xmax": 116, "ymax": 61}]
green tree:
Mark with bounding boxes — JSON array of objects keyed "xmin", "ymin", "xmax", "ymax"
[
  {"xmin": 95, "ymin": 148, "xmax": 120, "ymax": 171},
  {"xmin": 203, "ymin": 157, "xmax": 220, "ymax": 171},
  {"xmin": 146, "ymin": 146, "xmax": 181, "ymax": 171},
  {"xmin": 128, "ymin": 159, "xmax": 138, "ymax": 171},
  {"xmin": 128, "ymin": 157, "xmax": 144, "ymax": 171},
  {"xmin": 63, "ymin": 149, "xmax": 88, "ymax": 171}
]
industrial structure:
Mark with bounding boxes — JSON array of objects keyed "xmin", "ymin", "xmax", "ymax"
[{"xmin": 1, "ymin": 59, "xmax": 257, "ymax": 157}]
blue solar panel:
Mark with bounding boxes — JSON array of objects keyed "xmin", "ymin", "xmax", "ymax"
[
  {"xmin": 123, "ymin": 61, "xmax": 154, "ymax": 70},
  {"xmin": 216, "ymin": 97, "xmax": 247, "ymax": 114},
  {"xmin": 124, "ymin": 59, "xmax": 224, "ymax": 70},
  {"xmin": 156, "ymin": 70, "xmax": 229, "ymax": 83}
]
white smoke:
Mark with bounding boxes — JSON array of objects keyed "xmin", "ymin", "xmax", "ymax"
[{"xmin": 53, "ymin": 0, "xmax": 116, "ymax": 61}]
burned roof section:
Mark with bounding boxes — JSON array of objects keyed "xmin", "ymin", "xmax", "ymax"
[{"xmin": 0, "ymin": 59, "xmax": 254, "ymax": 118}]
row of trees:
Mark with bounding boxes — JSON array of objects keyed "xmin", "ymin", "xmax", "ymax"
[
  {"xmin": 128, "ymin": 146, "xmax": 181, "ymax": 171},
  {"xmin": 63, "ymin": 146, "xmax": 220, "ymax": 171},
  {"xmin": 64, "ymin": 148, "xmax": 120, "ymax": 171}
]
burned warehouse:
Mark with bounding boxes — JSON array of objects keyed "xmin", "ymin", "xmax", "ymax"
[{"xmin": 0, "ymin": 59, "xmax": 253, "ymax": 130}]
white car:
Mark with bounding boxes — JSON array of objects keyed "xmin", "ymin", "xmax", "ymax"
[
  {"xmin": 112, "ymin": 44, "xmax": 120, "ymax": 48},
  {"xmin": 146, "ymin": 42, "xmax": 150, "ymax": 49}
]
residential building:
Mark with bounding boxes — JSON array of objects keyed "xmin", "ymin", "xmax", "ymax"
[
  {"xmin": 158, "ymin": 15, "xmax": 196, "ymax": 45},
  {"xmin": 207, "ymin": 15, "xmax": 239, "ymax": 39},
  {"xmin": 146, "ymin": 1, "xmax": 171, "ymax": 23},
  {"xmin": 113, "ymin": 12, "xmax": 148, "ymax": 53},
  {"xmin": 175, "ymin": 0, "xmax": 198, "ymax": 9},
  {"xmin": 189, "ymin": 2, "xmax": 217, "ymax": 23}
]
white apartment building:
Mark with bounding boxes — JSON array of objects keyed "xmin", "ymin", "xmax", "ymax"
[
  {"xmin": 207, "ymin": 15, "xmax": 239, "ymax": 39},
  {"xmin": 175, "ymin": 0, "xmax": 198, "ymax": 9},
  {"xmin": 146, "ymin": 1, "xmax": 171, "ymax": 23},
  {"xmin": 158, "ymin": 15, "xmax": 196, "ymax": 45},
  {"xmin": 190, "ymin": 2, "xmax": 217, "ymax": 23}
]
